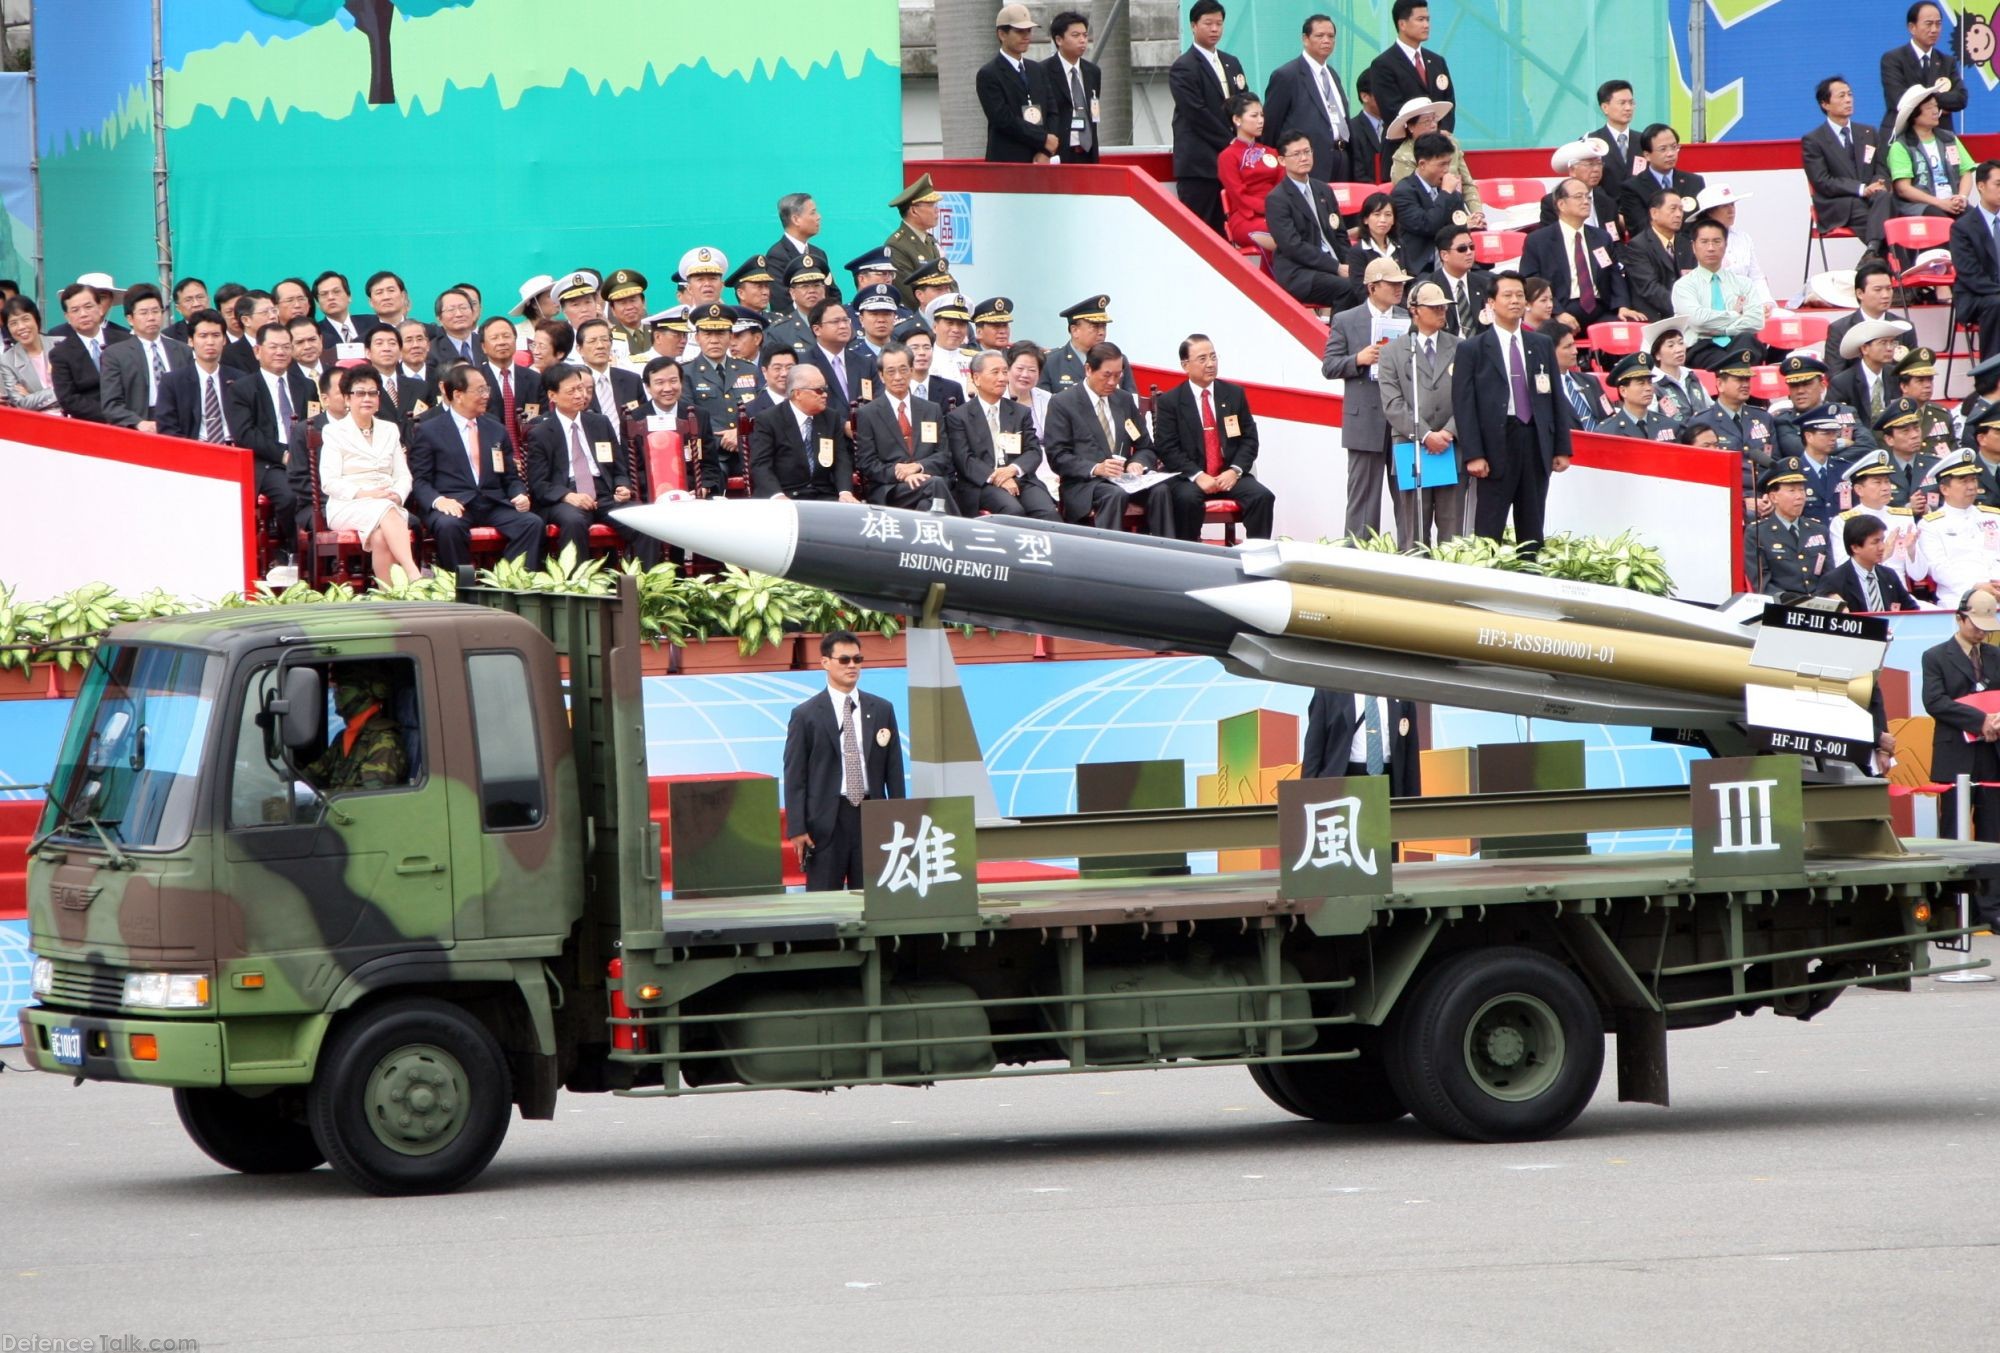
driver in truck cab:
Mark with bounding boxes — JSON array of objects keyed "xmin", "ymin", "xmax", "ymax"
[{"xmin": 305, "ymin": 666, "xmax": 408, "ymax": 792}]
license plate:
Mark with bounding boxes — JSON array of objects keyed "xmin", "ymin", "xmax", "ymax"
[{"xmin": 50, "ymin": 1026, "xmax": 83, "ymax": 1066}]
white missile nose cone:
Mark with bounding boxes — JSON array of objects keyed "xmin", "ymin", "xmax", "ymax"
[
  {"xmin": 613, "ymin": 498, "xmax": 800, "ymax": 576},
  {"xmin": 1189, "ymin": 580, "xmax": 1294, "ymax": 635}
]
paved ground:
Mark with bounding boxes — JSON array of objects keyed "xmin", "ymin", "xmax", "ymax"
[{"xmin": 4, "ymin": 940, "xmax": 1997, "ymax": 1353}]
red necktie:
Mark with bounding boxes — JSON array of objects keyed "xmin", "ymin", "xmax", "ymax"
[
  {"xmin": 462, "ymin": 417, "xmax": 482, "ymax": 484},
  {"xmin": 1413, "ymin": 48, "xmax": 1427, "ymax": 87},
  {"xmin": 498, "ymin": 366, "xmax": 518, "ymax": 449},
  {"xmin": 1572, "ymin": 231, "xmax": 1597, "ymax": 312},
  {"xmin": 897, "ymin": 398, "xmax": 912, "ymax": 453},
  {"xmin": 1201, "ymin": 387, "xmax": 1223, "ymax": 476}
]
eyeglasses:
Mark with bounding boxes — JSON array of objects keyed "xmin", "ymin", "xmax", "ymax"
[
  {"xmin": 829, "ymin": 654, "xmax": 864, "ymax": 665},
  {"xmin": 1447, "ymin": 244, "xmax": 1475, "ymax": 253},
  {"xmin": 349, "ymin": 389, "xmax": 381, "ymax": 398}
]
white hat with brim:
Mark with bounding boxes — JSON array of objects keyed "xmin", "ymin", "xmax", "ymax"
[
  {"xmin": 1550, "ymin": 137, "xmax": 1608, "ymax": 173},
  {"xmin": 1805, "ymin": 269, "xmax": 1858, "ymax": 310},
  {"xmin": 1387, "ymin": 98, "xmax": 1454, "ymax": 140},
  {"xmin": 1890, "ymin": 79, "xmax": 1951, "ymax": 142},
  {"xmin": 1641, "ymin": 316, "xmax": 1693, "ymax": 353},
  {"xmin": 1692, "ymin": 184, "xmax": 1752, "ymax": 216},
  {"xmin": 75, "ymin": 272, "xmax": 125, "ymax": 300},
  {"xmin": 511, "ymin": 274, "xmax": 555, "ymax": 315},
  {"xmin": 1840, "ymin": 317, "xmax": 1914, "ymax": 359}
]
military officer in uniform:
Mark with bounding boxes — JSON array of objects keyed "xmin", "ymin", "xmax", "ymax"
[
  {"xmin": 674, "ymin": 247, "xmax": 726, "ymax": 308},
  {"xmin": 1792, "ymin": 405, "xmax": 1847, "ymax": 527},
  {"xmin": 601, "ymin": 268, "xmax": 650, "ymax": 366},
  {"xmin": 1829, "ymin": 449, "xmax": 1919, "ymax": 580},
  {"xmin": 639, "ymin": 305, "xmax": 691, "ymax": 366},
  {"xmin": 924, "ymin": 292, "xmax": 978, "ymax": 391},
  {"xmin": 1875, "ymin": 397, "xmax": 1939, "ymax": 514},
  {"xmin": 1687, "ymin": 350, "xmax": 1778, "ymax": 516},
  {"xmin": 1893, "ymin": 346, "xmax": 1957, "ymax": 459},
  {"xmin": 1968, "ymin": 402, "xmax": 2000, "ymax": 507},
  {"xmin": 765, "ymin": 258, "xmax": 831, "ymax": 362},
  {"xmin": 843, "ymin": 246, "xmax": 905, "ymax": 315},
  {"xmin": 1040, "ymin": 295, "xmax": 1134, "ymax": 396},
  {"xmin": 554, "ymin": 269, "xmax": 603, "ymax": 329},
  {"xmin": 1956, "ymin": 351, "xmax": 2000, "ymax": 439},
  {"xmin": 899, "ymin": 258, "xmax": 959, "ymax": 322},
  {"xmin": 885, "ymin": 174, "xmax": 944, "ymax": 304},
  {"xmin": 1773, "ymin": 353, "xmax": 1874, "ymax": 461},
  {"xmin": 1596, "ymin": 353, "xmax": 1679, "ymax": 441},
  {"xmin": 729, "ymin": 307, "xmax": 768, "ymax": 366},
  {"xmin": 1743, "ymin": 457, "xmax": 1831, "ymax": 596},
  {"xmin": 726, "ymin": 255, "xmax": 780, "ymax": 322},
  {"xmin": 971, "ymin": 296, "xmax": 1016, "ymax": 353},
  {"xmin": 1913, "ymin": 449, "xmax": 2000, "ymax": 601},
  {"xmin": 849, "ymin": 284, "xmax": 901, "ymax": 361},
  {"xmin": 681, "ymin": 302, "xmax": 761, "ymax": 463}
]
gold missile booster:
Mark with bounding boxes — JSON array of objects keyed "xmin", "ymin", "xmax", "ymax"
[{"xmin": 1274, "ymin": 581, "xmax": 1874, "ymax": 711}]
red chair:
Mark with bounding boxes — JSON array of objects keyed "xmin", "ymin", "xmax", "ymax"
[
  {"xmin": 1476, "ymin": 178, "xmax": 1548, "ymax": 211},
  {"xmin": 1470, "ymin": 229, "xmax": 1519, "ymax": 265},
  {"xmin": 1328, "ymin": 182, "xmax": 1380, "ymax": 216},
  {"xmin": 1883, "ymin": 216, "xmax": 1955, "ymax": 298},
  {"xmin": 1748, "ymin": 365, "xmax": 1787, "ymax": 403},
  {"xmin": 1801, "ymin": 202, "xmax": 1857, "ymax": 284},
  {"xmin": 645, "ymin": 427, "xmax": 689, "ymax": 499},
  {"xmin": 1585, "ymin": 321, "xmax": 1646, "ymax": 368},
  {"xmin": 297, "ymin": 426, "xmax": 371, "ymax": 588},
  {"xmin": 1691, "ymin": 368, "xmax": 1720, "ymax": 397},
  {"xmin": 1756, "ymin": 311, "xmax": 1833, "ymax": 352}
]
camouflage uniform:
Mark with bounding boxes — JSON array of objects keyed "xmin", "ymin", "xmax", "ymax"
[{"xmin": 307, "ymin": 675, "xmax": 408, "ymax": 792}]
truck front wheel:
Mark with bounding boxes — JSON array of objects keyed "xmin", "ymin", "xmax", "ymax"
[
  {"xmin": 1385, "ymin": 948, "xmax": 1604, "ymax": 1143},
  {"xmin": 174, "ymin": 1087, "xmax": 325, "ymax": 1174},
  {"xmin": 307, "ymin": 998, "xmax": 512, "ymax": 1196}
]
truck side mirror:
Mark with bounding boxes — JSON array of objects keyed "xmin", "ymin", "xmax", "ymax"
[{"xmin": 268, "ymin": 667, "xmax": 325, "ymax": 750}]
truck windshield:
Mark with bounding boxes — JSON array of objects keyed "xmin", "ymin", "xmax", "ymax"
[{"xmin": 39, "ymin": 644, "xmax": 219, "ymax": 852}]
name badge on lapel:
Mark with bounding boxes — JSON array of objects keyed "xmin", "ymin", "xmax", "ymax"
[
  {"xmin": 861, "ymin": 378, "xmax": 874, "ymax": 402},
  {"xmin": 920, "ymin": 420, "xmax": 939, "ymax": 443},
  {"xmin": 1533, "ymin": 372, "xmax": 1551, "ymax": 395},
  {"xmin": 1123, "ymin": 418, "xmax": 1142, "ymax": 441},
  {"xmin": 817, "ymin": 436, "xmax": 835, "ymax": 468},
  {"xmin": 492, "ymin": 447, "xmax": 505, "ymax": 474},
  {"xmin": 594, "ymin": 440, "xmax": 614, "ymax": 463},
  {"xmin": 1223, "ymin": 414, "xmax": 1242, "ymax": 438},
  {"xmin": 996, "ymin": 430, "xmax": 1022, "ymax": 459}
]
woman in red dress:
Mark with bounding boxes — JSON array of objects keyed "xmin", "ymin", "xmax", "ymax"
[{"xmin": 1217, "ymin": 92, "xmax": 1282, "ymax": 253}]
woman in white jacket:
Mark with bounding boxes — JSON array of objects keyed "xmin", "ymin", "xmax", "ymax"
[{"xmin": 320, "ymin": 366, "xmax": 422, "ymax": 582}]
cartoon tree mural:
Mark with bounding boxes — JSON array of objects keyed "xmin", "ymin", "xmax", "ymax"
[{"xmin": 249, "ymin": 0, "xmax": 474, "ymax": 105}]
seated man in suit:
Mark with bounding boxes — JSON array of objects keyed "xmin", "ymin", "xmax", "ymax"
[
  {"xmin": 900, "ymin": 326, "xmax": 964, "ymax": 413},
  {"xmin": 804, "ymin": 300, "xmax": 878, "ymax": 421},
  {"xmin": 225, "ymin": 322, "xmax": 314, "ymax": 567},
  {"xmin": 1616, "ymin": 123, "xmax": 1706, "ymax": 237},
  {"xmin": 1949, "ymin": 159, "xmax": 2000, "ymax": 362},
  {"xmin": 1824, "ymin": 260, "xmax": 1904, "ymax": 385},
  {"xmin": 747, "ymin": 365, "xmax": 859, "ymax": 503},
  {"xmin": 1301, "ymin": 689, "xmax": 1420, "ymax": 796},
  {"xmin": 1266, "ymin": 129, "xmax": 1360, "ymax": 310},
  {"xmin": 154, "ymin": 307, "xmax": 238, "ymax": 444},
  {"xmin": 1415, "ymin": 223, "xmax": 1492, "ymax": 339},
  {"xmin": 524, "ymin": 362, "xmax": 655, "ymax": 564},
  {"xmin": 783, "ymin": 630, "xmax": 905, "ymax": 892},
  {"xmin": 49, "ymin": 281, "xmax": 130, "ymax": 422},
  {"xmin": 99, "ymin": 282, "xmax": 190, "ymax": 431},
  {"xmin": 1522, "ymin": 177, "xmax": 1647, "ymax": 331},
  {"xmin": 1388, "ymin": 133, "xmax": 1471, "ymax": 276},
  {"xmin": 637, "ymin": 357, "xmax": 724, "ymax": 497},
  {"xmin": 1619, "ymin": 185, "xmax": 1695, "ymax": 322},
  {"xmin": 1804, "ymin": 75, "xmax": 1890, "ymax": 253},
  {"xmin": 407, "ymin": 364, "xmax": 543, "ymax": 570},
  {"xmin": 1149, "ymin": 333, "xmax": 1276, "ymax": 539},
  {"xmin": 1043, "ymin": 341, "xmax": 1198, "ymax": 535},
  {"xmin": 855, "ymin": 341, "xmax": 953, "ymax": 512},
  {"xmin": 945, "ymin": 351, "xmax": 1060, "ymax": 519},
  {"xmin": 1540, "ymin": 137, "xmax": 1622, "ymax": 237}
]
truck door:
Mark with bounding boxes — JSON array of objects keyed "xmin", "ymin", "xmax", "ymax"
[{"xmin": 217, "ymin": 644, "xmax": 456, "ymax": 1007}]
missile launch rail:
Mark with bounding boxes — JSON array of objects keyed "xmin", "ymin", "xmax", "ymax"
[{"xmin": 15, "ymin": 576, "xmax": 1995, "ymax": 1196}]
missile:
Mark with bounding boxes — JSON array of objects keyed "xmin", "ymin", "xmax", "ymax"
[{"xmin": 614, "ymin": 498, "xmax": 1881, "ymax": 751}]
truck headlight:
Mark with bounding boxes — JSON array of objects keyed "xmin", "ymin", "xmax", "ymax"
[
  {"xmin": 121, "ymin": 972, "xmax": 211, "ymax": 1010},
  {"xmin": 30, "ymin": 957, "xmax": 52, "ymax": 997}
]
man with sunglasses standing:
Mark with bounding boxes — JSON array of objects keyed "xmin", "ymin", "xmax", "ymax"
[{"xmin": 785, "ymin": 630, "xmax": 906, "ymax": 892}]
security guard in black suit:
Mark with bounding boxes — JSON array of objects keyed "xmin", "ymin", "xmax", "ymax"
[
  {"xmin": 1921, "ymin": 587, "xmax": 2000, "ymax": 929},
  {"xmin": 1596, "ymin": 354, "xmax": 1680, "ymax": 442},
  {"xmin": 1040, "ymin": 295, "xmax": 1137, "ymax": 395},
  {"xmin": 681, "ymin": 302, "xmax": 760, "ymax": 446},
  {"xmin": 726, "ymin": 256, "xmax": 780, "ymax": 323},
  {"xmin": 1893, "ymin": 345, "xmax": 1958, "ymax": 459},
  {"xmin": 1744, "ymin": 457, "xmax": 1832, "ymax": 596},
  {"xmin": 1875, "ymin": 397, "xmax": 1940, "ymax": 513}
]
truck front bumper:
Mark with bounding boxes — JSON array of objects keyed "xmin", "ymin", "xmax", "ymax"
[{"xmin": 18, "ymin": 1005, "xmax": 223, "ymax": 1087}]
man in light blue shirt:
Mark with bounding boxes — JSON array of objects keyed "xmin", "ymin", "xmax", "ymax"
[{"xmin": 1670, "ymin": 217, "xmax": 1764, "ymax": 371}]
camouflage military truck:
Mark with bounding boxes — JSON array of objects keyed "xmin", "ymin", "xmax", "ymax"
[{"xmin": 17, "ymin": 578, "xmax": 1996, "ymax": 1194}]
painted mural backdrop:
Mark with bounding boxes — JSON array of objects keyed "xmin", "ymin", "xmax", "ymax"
[
  {"xmin": 33, "ymin": 0, "xmax": 901, "ymax": 303},
  {"xmin": 0, "ymin": 76, "xmax": 33, "ymax": 294}
]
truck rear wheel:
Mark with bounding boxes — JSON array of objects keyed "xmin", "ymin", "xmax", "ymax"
[
  {"xmin": 1249, "ymin": 1047, "xmax": 1407, "ymax": 1124},
  {"xmin": 307, "ymin": 998, "xmax": 512, "ymax": 1196},
  {"xmin": 173, "ymin": 1087, "xmax": 325, "ymax": 1174},
  {"xmin": 1385, "ymin": 948, "xmax": 1603, "ymax": 1143}
]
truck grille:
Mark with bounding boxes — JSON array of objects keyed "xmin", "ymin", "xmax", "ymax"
[{"xmin": 46, "ymin": 961, "xmax": 127, "ymax": 1010}]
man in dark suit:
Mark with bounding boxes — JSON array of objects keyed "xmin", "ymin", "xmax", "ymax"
[
  {"xmin": 1349, "ymin": 68, "xmax": 1386, "ymax": 184},
  {"xmin": 222, "ymin": 292, "xmax": 274, "ymax": 374},
  {"xmin": 631, "ymin": 356, "xmax": 723, "ymax": 498},
  {"xmin": 154, "ymin": 309, "xmax": 239, "ymax": 443},
  {"xmin": 1590, "ymin": 79, "xmax": 1640, "ymax": 191},
  {"xmin": 98, "ymin": 283, "xmax": 190, "ymax": 430},
  {"xmin": 524, "ymin": 363, "xmax": 653, "ymax": 563},
  {"xmin": 1805, "ymin": 75, "xmax": 1891, "ymax": 253},
  {"xmin": 946, "ymin": 351, "xmax": 1060, "ymax": 520},
  {"xmin": 574, "ymin": 318, "xmax": 645, "ymax": 432},
  {"xmin": 765, "ymin": 194, "xmax": 835, "ymax": 318},
  {"xmin": 476, "ymin": 316, "xmax": 544, "ymax": 457},
  {"xmin": 1388, "ymin": 133, "xmax": 1468, "ymax": 275},
  {"xmin": 313, "ymin": 270, "xmax": 379, "ymax": 353},
  {"xmin": 1452, "ymin": 271, "xmax": 1576, "ymax": 553},
  {"xmin": 979, "ymin": 5, "xmax": 1060, "ymax": 165},
  {"xmin": 1620, "ymin": 185, "xmax": 1695, "ymax": 321},
  {"xmin": 1366, "ymin": 0, "xmax": 1455, "ymax": 154},
  {"xmin": 1521, "ymin": 178, "xmax": 1645, "ymax": 329},
  {"xmin": 1824, "ymin": 261, "xmax": 1905, "ymax": 385},
  {"xmin": 1044, "ymin": 342, "xmax": 1195, "ymax": 534},
  {"xmin": 783, "ymin": 630, "xmax": 905, "ymax": 892},
  {"xmin": 364, "ymin": 327, "xmax": 419, "ymax": 431},
  {"xmin": 1416, "ymin": 223, "xmax": 1494, "ymax": 338},
  {"xmin": 1921, "ymin": 585, "xmax": 2000, "ymax": 926},
  {"xmin": 1880, "ymin": 3, "xmax": 1965, "ymax": 132},
  {"xmin": 45, "ymin": 274, "xmax": 131, "ymax": 342},
  {"xmin": 1540, "ymin": 139, "xmax": 1621, "ymax": 237},
  {"xmin": 855, "ymin": 341, "xmax": 953, "ymax": 512},
  {"xmin": 1149, "ymin": 334, "xmax": 1276, "ymax": 539},
  {"xmin": 748, "ymin": 365, "xmax": 859, "ymax": 502},
  {"xmin": 224, "ymin": 323, "xmax": 312, "ymax": 561},
  {"xmin": 1267, "ymin": 131, "xmax": 1361, "ymax": 308},
  {"xmin": 898, "ymin": 325, "xmax": 964, "ymax": 413},
  {"xmin": 1816, "ymin": 512, "xmax": 1915, "ymax": 772},
  {"xmin": 407, "ymin": 364, "xmax": 543, "ymax": 569},
  {"xmin": 1616, "ymin": 124, "xmax": 1706, "ymax": 238},
  {"xmin": 1949, "ymin": 160, "xmax": 2000, "ymax": 360},
  {"xmin": 1260, "ymin": 13, "xmax": 1355, "ymax": 182},
  {"xmin": 1168, "ymin": 0, "xmax": 1247, "ymax": 233},
  {"xmin": 48, "ymin": 282, "xmax": 132, "ymax": 422},
  {"xmin": 1042, "ymin": 9, "xmax": 1103, "ymax": 164},
  {"xmin": 1301, "ymin": 689, "xmax": 1420, "ymax": 794},
  {"xmin": 803, "ymin": 301, "xmax": 879, "ymax": 422}
]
